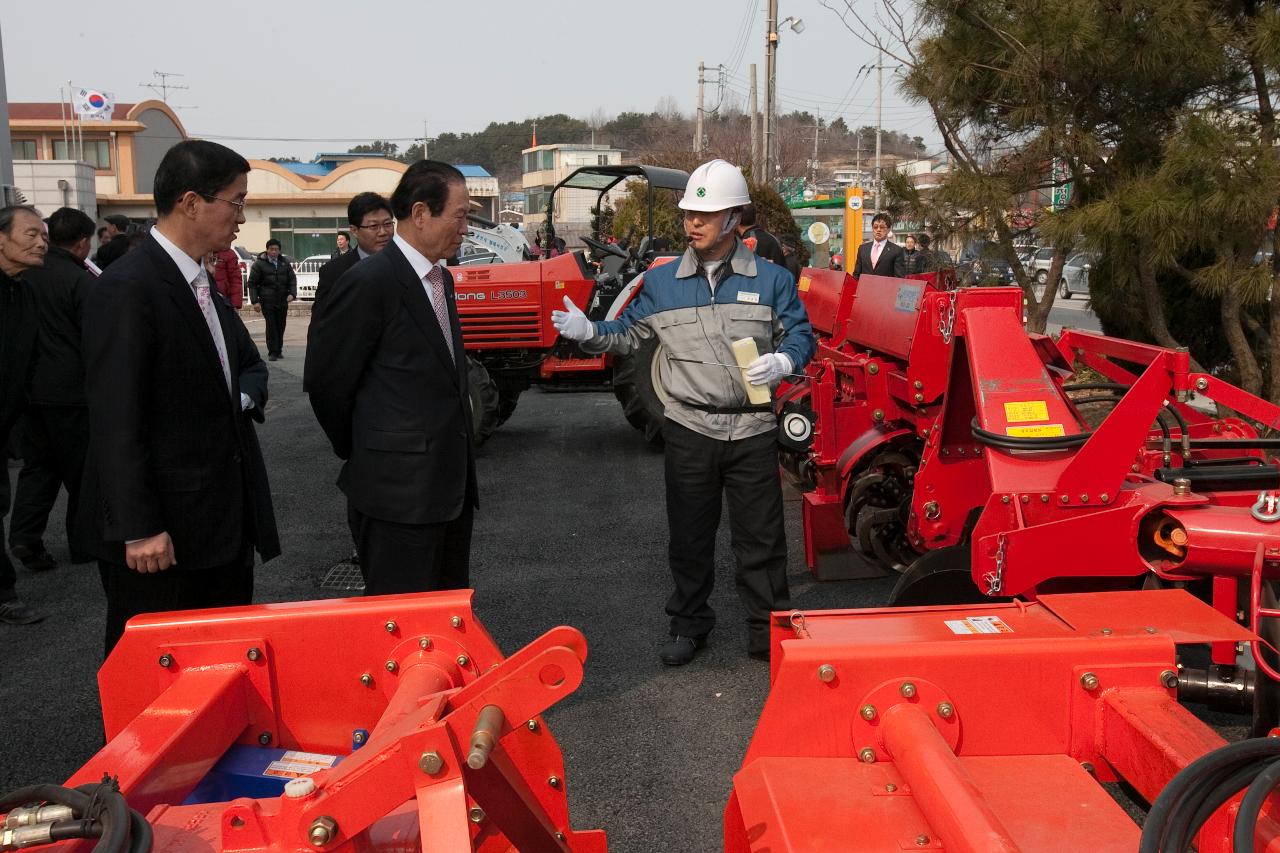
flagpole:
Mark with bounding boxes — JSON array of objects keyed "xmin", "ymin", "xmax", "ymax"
[{"xmin": 59, "ymin": 86, "xmax": 68, "ymax": 157}]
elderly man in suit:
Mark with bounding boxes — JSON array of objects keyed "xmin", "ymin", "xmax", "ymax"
[
  {"xmin": 852, "ymin": 212, "xmax": 907, "ymax": 278},
  {"xmin": 79, "ymin": 139, "xmax": 280, "ymax": 654},
  {"xmin": 306, "ymin": 161, "xmax": 477, "ymax": 596}
]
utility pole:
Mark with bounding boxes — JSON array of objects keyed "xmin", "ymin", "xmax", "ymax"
[
  {"xmin": 422, "ymin": 120, "xmax": 428, "ymax": 160},
  {"xmin": 0, "ymin": 22, "xmax": 12, "ymax": 189},
  {"xmin": 874, "ymin": 45, "xmax": 883, "ymax": 214},
  {"xmin": 694, "ymin": 61, "xmax": 705, "ymax": 155},
  {"xmin": 855, "ymin": 130, "xmax": 862, "ymax": 189},
  {"xmin": 138, "ymin": 70, "xmax": 188, "ymax": 104},
  {"xmin": 809, "ymin": 109, "xmax": 821, "ymax": 187},
  {"xmin": 749, "ymin": 63, "xmax": 759, "ymax": 179},
  {"xmin": 764, "ymin": 0, "xmax": 778, "ymax": 182}
]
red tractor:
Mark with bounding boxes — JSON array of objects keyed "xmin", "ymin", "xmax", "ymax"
[{"xmin": 451, "ymin": 165, "xmax": 688, "ymax": 444}]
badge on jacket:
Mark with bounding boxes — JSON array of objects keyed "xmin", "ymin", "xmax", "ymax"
[{"xmin": 737, "ymin": 291, "xmax": 760, "ymax": 304}]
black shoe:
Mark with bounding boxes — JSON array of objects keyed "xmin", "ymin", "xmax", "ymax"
[
  {"xmin": 748, "ymin": 647, "xmax": 770, "ymax": 662},
  {"xmin": 660, "ymin": 634, "xmax": 706, "ymax": 666},
  {"xmin": 0, "ymin": 598, "xmax": 44, "ymax": 624},
  {"xmin": 349, "ymin": 549, "xmax": 360, "ymax": 566},
  {"xmin": 268, "ymin": 353, "xmax": 280, "ymax": 361},
  {"xmin": 11, "ymin": 544, "xmax": 57, "ymax": 572}
]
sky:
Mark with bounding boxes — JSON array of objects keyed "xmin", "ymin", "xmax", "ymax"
[{"xmin": 1, "ymin": 0, "xmax": 941, "ymax": 163}]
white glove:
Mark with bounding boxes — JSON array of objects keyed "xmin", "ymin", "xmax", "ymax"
[
  {"xmin": 551, "ymin": 296, "xmax": 595, "ymax": 341},
  {"xmin": 745, "ymin": 352, "xmax": 794, "ymax": 386}
]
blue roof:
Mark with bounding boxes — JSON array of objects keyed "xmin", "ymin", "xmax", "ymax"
[
  {"xmin": 456, "ymin": 165, "xmax": 491, "ymax": 178},
  {"xmin": 279, "ymin": 162, "xmax": 332, "ymax": 176}
]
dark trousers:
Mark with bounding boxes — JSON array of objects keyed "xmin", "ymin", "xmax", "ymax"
[
  {"xmin": 0, "ymin": 451, "xmax": 13, "ymax": 598},
  {"xmin": 351, "ymin": 505, "xmax": 473, "ymax": 596},
  {"xmin": 662, "ymin": 420, "xmax": 790, "ymax": 653},
  {"xmin": 98, "ymin": 554, "xmax": 254, "ymax": 655},
  {"xmin": 262, "ymin": 302, "xmax": 287, "ymax": 356},
  {"xmin": 10, "ymin": 405, "xmax": 88, "ymax": 553}
]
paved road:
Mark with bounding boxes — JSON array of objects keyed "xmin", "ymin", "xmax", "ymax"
[
  {"xmin": 0, "ymin": 314, "xmax": 887, "ymax": 853},
  {"xmin": 1040, "ymin": 290, "xmax": 1103, "ymax": 335}
]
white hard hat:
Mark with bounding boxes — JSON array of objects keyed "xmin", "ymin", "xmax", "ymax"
[{"xmin": 678, "ymin": 159, "xmax": 751, "ymax": 212}]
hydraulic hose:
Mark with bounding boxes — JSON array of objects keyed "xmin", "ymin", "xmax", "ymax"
[
  {"xmin": 1234, "ymin": 758, "xmax": 1280, "ymax": 852},
  {"xmin": 0, "ymin": 777, "xmax": 149, "ymax": 853}
]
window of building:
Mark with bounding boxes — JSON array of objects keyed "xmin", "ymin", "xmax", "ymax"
[
  {"xmin": 541, "ymin": 150, "xmax": 554, "ymax": 170},
  {"xmin": 597, "ymin": 155, "xmax": 609, "ymax": 165},
  {"xmin": 11, "ymin": 139, "xmax": 37, "ymax": 159},
  {"xmin": 52, "ymin": 139, "xmax": 111, "ymax": 169},
  {"xmin": 268, "ymin": 216, "xmax": 345, "ymax": 260}
]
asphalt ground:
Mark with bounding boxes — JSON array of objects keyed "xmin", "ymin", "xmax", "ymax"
[{"xmin": 0, "ymin": 313, "xmax": 892, "ymax": 853}]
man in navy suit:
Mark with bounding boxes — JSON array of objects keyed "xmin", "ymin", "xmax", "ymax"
[{"xmin": 305, "ymin": 161, "xmax": 477, "ymax": 595}]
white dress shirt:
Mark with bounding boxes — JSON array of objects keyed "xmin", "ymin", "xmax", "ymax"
[{"xmin": 393, "ymin": 233, "xmax": 447, "ymax": 314}]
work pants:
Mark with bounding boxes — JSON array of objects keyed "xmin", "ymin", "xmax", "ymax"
[
  {"xmin": 662, "ymin": 419, "xmax": 790, "ymax": 654},
  {"xmin": 262, "ymin": 302, "xmax": 288, "ymax": 356},
  {"xmin": 98, "ymin": 552, "xmax": 253, "ymax": 656},
  {"xmin": 10, "ymin": 405, "xmax": 89, "ymax": 555},
  {"xmin": 351, "ymin": 505, "xmax": 473, "ymax": 596}
]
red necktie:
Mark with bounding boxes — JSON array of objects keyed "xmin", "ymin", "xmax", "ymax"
[{"xmin": 426, "ymin": 265, "xmax": 455, "ymax": 361}]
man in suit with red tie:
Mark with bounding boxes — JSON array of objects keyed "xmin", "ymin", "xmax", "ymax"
[
  {"xmin": 852, "ymin": 212, "xmax": 907, "ymax": 278},
  {"xmin": 305, "ymin": 161, "xmax": 477, "ymax": 595},
  {"xmin": 79, "ymin": 140, "xmax": 280, "ymax": 654}
]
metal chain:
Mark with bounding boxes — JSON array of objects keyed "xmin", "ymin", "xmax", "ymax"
[
  {"xmin": 983, "ymin": 533, "xmax": 1007, "ymax": 595},
  {"xmin": 938, "ymin": 290, "xmax": 958, "ymax": 344}
]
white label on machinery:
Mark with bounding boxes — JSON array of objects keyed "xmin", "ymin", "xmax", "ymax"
[
  {"xmin": 264, "ymin": 750, "xmax": 339, "ymax": 779},
  {"xmin": 944, "ymin": 615, "xmax": 1014, "ymax": 635}
]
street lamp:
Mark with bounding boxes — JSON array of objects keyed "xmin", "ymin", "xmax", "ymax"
[{"xmin": 764, "ymin": 5, "xmax": 805, "ymax": 183}]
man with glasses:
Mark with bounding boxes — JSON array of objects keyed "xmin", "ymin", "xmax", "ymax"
[
  {"xmin": 312, "ymin": 192, "xmax": 393, "ymax": 315},
  {"xmin": 78, "ymin": 140, "xmax": 280, "ymax": 654},
  {"xmin": 247, "ymin": 238, "xmax": 297, "ymax": 361}
]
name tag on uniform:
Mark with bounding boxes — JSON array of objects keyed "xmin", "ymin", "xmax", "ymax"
[{"xmin": 737, "ymin": 291, "xmax": 760, "ymax": 304}]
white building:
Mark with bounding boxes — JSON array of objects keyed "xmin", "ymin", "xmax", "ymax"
[{"xmin": 521, "ymin": 143, "xmax": 622, "ymax": 242}]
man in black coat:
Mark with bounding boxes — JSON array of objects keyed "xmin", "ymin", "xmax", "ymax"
[
  {"xmin": 247, "ymin": 238, "xmax": 296, "ymax": 360},
  {"xmin": 852, "ymin": 212, "xmax": 907, "ymax": 277},
  {"xmin": 79, "ymin": 140, "xmax": 280, "ymax": 654},
  {"xmin": 9, "ymin": 207, "xmax": 97, "ymax": 574},
  {"xmin": 92, "ymin": 214, "xmax": 131, "ymax": 269},
  {"xmin": 736, "ymin": 203, "xmax": 788, "ymax": 268},
  {"xmin": 306, "ymin": 161, "xmax": 477, "ymax": 595},
  {"xmin": 0, "ymin": 206, "xmax": 47, "ymax": 625},
  {"xmin": 311, "ymin": 192, "xmax": 394, "ymax": 320}
]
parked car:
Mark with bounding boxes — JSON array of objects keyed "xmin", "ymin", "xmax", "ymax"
[
  {"xmin": 231, "ymin": 245, "xmax": 253, "ymax": 286},
  {"xmin": 1015, "ymin": 244, "xmax": 1038, "ymax": 274},
  {"xmin": 1030, "ymin": 245, "xmax": 1057, "ymax": 285},
  {"xmin": 1057, "ymin": 250, "xmax": 1098, "ymax": 299},
  {"xmin": 956, "ymin": 242, "xmax": 1017, "ymax": 286}
]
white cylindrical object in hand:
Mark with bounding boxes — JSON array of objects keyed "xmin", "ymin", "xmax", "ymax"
[{"xmin": 732, "ymin": 337, "xmax": 772, "ymax": 405}]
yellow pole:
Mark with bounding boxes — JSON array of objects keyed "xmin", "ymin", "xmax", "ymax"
[{"xmin": 843, "ymin": 186, "xmax": 864, "ymax": 270}]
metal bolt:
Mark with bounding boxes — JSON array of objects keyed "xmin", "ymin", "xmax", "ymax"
[
  {"xmin": 384, "ymin": 621, "xmax": 397, "ymax": 633},
  {"xmin": 308, "ymin": 817, "xmax": 337, "ymax": 848},
  {"xmin": 1196, "ymin": 377, "xmax": 1209, "ymax": 391},
  {"xmin": 548, "ymin": 775, "xmax": 561, "ymax": 789},
  {"xmin": 451, "ymin": 616, "xmax": 463, "ymax": 629},
  {"xmin": 941, "ymin": 448, "xmax": 949, "ymax": 456},
  {"xmin": 158, "ymin": 653, "xmax": 173, "ymax": 668},
  {"xmin": 936, "ymin": 702, "xmax": 954, "ymax": 719},
  {"xmin": 1172, "ymin": 478, "xmax": 1191, "ymax": 496},
  {"xmin": 352, "ymin": 731, "xmax": 366, "ymax": 745},
  {"xmin": 817, "ymin": 664, "xmax": 836, "ymax": 683},
  {"xmin": 385, "ymin": 660, "xmax": 398, "ymax": 673},
  {"xmin": 885, "ymin": 783, "xmax": 897, "ymax": 792},
  {"xmin": 1100, "ymin": 628, "xmax": 1112, "ymax": 635},
  {"xmin": 419, "ymin": 751, "xmax": 444, "ymax": 774},
  {"xmin": 456, "ymin": 654, "xmax": 471, "ymax": 668},
  {"xmin": 913, "ymin": 380, "xmax": 923, "ymax": 389},
  {"xmin": 900, "ymin": 682, "xmax": 917, "ymax": 698},
  {"xmin": 1100, "ymin": 493, "xmax": 1109, "ymax": 504},
  {"xmin": 1040, "ymin": 494, "xmax": 1049, "ymax": 503},
  {"xmin": 1001, "ymin": 494, "xmax": 1011, "ymax": 504},
  {"xmin": 914, "ymin": 392, "xmax": 924, "ymax": 403},
  {"xmin": 872, "ymin": 408, "xmax": 885, "ymax": 422},
  {"xmin": 419, "ymin": 637, "xmax": 432, "ymax": 649},
  {"xmin": 923, "ymin": 501, "xmax": 940, "ymax": 520},
  {"xmin": 468, "ymin": 807, "xmax": 485, "ymax": 824},
  {"xmin": 916, "ymin": 835, "xmax": 930, "ymax": 847},
  {"xmin": 1161, "ymin": 670, "xmax": 1179, "ymax": 689},
  {"xmin": 957, "ymin": 447, "xmax": 967, "ymax": 456},
  {"xmin": 860, "ymin": 704, "xmax": 877, "ymax": 721},
  {"xmin": 555, "ymin": 833, "xmax": 566, "ymax": 842},
  {"xmin": 527, "ymin": 719, "xmax": 540, "ymax": 732},
  {"xmin": 1145, "ymin": 627, "xmax": 1157, "ymax": 634},
  {"xmin": 1080, "ymin": 494, "xmax": 1089, "ymax": 503},
  {"xmin": 258, "ymin": 732, "xmax": 272, "ymax": 746},
  {"xmin": 858, "ymin": 747, "xmax": 877, "ymax": 763},
  {"xmin": 359, "ymin": 673, "xmax": 374, "ymax": 687},
  {"xmin": 868, "ymin": 363, "xmax": 880, "ymax": 375},
  {"xmin": 246, "ymin": 647, "xmax": 262, "ymax": 662},
  {"xmin": 1020, "ymin": 494, "xmax": 1030, "ymax": 504},
  {"xmin": 1080, "ymin": 672, "xmax": 1100, "ymax": 690},
  {"xmin": 1060, "ymin": 495, "xmax": 1069, "ymax": 504}
]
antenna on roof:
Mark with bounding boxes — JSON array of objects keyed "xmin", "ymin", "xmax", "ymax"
[{"xmin": 138, "ymin": 70, "xmax": 189, "ymax": 104}]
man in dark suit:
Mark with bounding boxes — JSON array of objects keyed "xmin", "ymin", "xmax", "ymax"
[
  {"xmin": 9, "ymin": 207, "xmax": 97, "ymax": 574},
  {"xmin": 311, "ymin": 192, "xmax": 394, "ymax": 319},
  {"xmin": 306, "ymin": 161, "xmax": 477, "ymax": 595},
  {"xmin": 852, "ymin": 212, "xmax": 907, "ymax": 277},
  {"xmin": 79, "ymin": 140, "xmax": 280, "ymax": 654}
]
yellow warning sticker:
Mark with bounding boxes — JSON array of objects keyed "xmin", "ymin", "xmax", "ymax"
[
  {"xmin": 555, "ymin": 281, "xmax": 565, "ymax": 289},
  {"xmin": 1006, "ymin": 424, "xmax": 1066, "ymax": 438},
  {"xmin": 1004, "ymin": 401, "xmax": 1050, "ymax": 422},
  {"xmin": 798, "ymin": 275, "xmax": 811, "ymax": 292}
]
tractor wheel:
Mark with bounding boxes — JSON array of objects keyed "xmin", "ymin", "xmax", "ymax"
[
  {"xmin": 889, "ymin": 545, "xmax": 997, "ymax": 606},
  {"xmin": 612, "ymin": 336, "xmax": 669, "ymax": 446},
  {"xmin": 466, "ymin": 356, "xmax": 501, "ymax": 445},
  {"xmin": 845, "ymin": 445, "xmax": 920, "ymax": 573}
]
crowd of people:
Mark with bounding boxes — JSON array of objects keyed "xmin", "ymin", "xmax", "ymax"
[{"xmin": 2, "ymin": 145, "xmax": 952, "ymax": 668}]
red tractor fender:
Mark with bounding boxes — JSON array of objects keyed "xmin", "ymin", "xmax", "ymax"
[
  {"xmin": 836, "ymin": 426, "xmax": 915, "ymax": 504},
  {"xmin": 603, "ymin": 255, "xmax": 679, "ymax": 321}
]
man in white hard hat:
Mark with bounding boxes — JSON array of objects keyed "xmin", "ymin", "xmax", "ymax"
[{"xmin": 552, "ymin": 159, "xmax": 815, "ymax": 665}]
